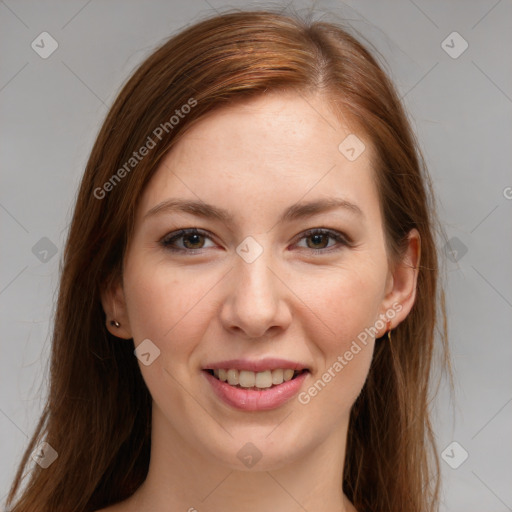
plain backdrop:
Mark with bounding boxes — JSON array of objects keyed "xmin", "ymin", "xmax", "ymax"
[{"xmin": 1, "ymin": 1, "xmax": 511, "ymax": 510}]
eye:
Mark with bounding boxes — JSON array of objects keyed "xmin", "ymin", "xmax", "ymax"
[
  {"xmin": 160, "ymin": 227, "xmax": 351, "ymax": 254},
  {"xmin": 294, "ymin": 228, "xmax": 350, "ymax": 253},
  {"xmin": 160, "ymin": 228, "xmax": 215, "ymax": 253}
]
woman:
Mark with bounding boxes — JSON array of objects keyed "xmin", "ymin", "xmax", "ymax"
[{"xmin": 6, "ymin": 8, "xmax": 450, "ymax": 512}]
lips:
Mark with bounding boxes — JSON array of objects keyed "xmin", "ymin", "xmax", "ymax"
[
  {"xmin": 202, "ymin": 358, "xmax": 310, "ymax": 410},
  {"xmin": 204, "ymin": 358, "xmax": 309, "ymax": 373}
]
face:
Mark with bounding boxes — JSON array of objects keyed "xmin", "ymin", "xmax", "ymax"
[{"xmin": 104, "ymin": 91, "xmax": 419, "ymax": 470}]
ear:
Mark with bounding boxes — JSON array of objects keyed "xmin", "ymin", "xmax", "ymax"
[
  {"xmin": 377, "ymin": 228, "xmax": 421, "ymax": 336},
  {"xmin": 100, "ymin": 275, "xmax": 133, "ymax": 340}
]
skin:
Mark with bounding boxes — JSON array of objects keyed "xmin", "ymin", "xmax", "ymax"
[{"xmin": 99, "ymin": 91, "xmax": 420, "ymax": 512}]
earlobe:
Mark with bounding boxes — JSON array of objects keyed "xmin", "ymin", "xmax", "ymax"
[
  {"xmin": 100, "ymin": 279, "xmax": 133, "ymax": 340},
  {"xmin": 379, "ymin": 229, "xmax": 421, "ymax": 334}
]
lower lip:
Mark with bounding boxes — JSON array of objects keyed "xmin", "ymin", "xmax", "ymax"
[{"xmin": 203, "ymin": 370, "xmax": 308, "ymax": 411}]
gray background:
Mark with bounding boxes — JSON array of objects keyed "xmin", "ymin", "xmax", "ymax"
[{"xmin": 1, "ymin": 0, "xmax": 511, "ymax": 510}]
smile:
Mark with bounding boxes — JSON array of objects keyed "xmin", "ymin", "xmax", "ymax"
[
  {"xmin": 205, "ymin": 368, "xmax": 306, "ymax": 390},
  {"xmin": 202, "ymin": 359, "xmax": 310, "ymax": 411}
]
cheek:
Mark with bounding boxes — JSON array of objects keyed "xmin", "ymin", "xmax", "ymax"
[
  {"xmin": 292, "ymin": 261, "xmax": 386, "ymax": 347},
  {"xmin": 292, "ymin": 262, "xmax": 383, "ymax": 409},
  {"xmin": 297, "ymin": 271, "xmax": 378, "ymax": 410},
  {"xmin": 122, "ymin": 261, "xmax": 218, "ymax": 361},
  {"xmin": 300, "ymin": 349, "xmax": 373, "ymax": 423},
  {"xmin": 122, "ymin": 264, "xmax": 213, "ymax": 407}
]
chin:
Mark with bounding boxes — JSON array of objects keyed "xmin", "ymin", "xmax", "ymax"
[{"xmin": 189, "ymin": 417, "xmax": 319, "ymax": 471}]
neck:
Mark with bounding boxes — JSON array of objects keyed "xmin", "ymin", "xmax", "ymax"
[{"xmin": 124, "ymin": 404, "xmax": 357, "ymax": 512}]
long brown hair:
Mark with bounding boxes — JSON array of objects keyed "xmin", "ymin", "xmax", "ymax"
[{"xmin": 6, "ymin": 8, "xmax": 450, "ymax": 512}]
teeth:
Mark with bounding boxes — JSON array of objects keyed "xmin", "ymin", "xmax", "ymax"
[
  {"xmin": 239, "ymin": 370, "xmax": 255, "ymax": 388},
  {"xmin": 211, "ymin": 368, "xmax": 303, "ymax": 389},
  {"xmin": 227, "ymin": 368, "xmax": 239, "ymax": 385},
  {"xmin": 271, "ymin": 368, "xmax": 283, "ymax": 385},
  {"xmin": 283, "ymin": 369, "xmax": 295, "ymax": 381},
  {"xmin": 255, "ymin": 370, "xmax": 272, "ymax": 389}
]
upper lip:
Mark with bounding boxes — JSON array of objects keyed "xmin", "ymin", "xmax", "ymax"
[{"xmin": 203, "ymin": 358, "xmax": 309, "ymax": 373}]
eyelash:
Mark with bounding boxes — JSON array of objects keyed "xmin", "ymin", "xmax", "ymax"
[{"xmin": 160, "ymin": 228, "xmax": 351, "ymax": 255}]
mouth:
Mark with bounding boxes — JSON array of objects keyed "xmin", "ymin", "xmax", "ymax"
[
  {"xmin": 204, "ymin": 368, "xmax": 309, "ymax": 391},
  {"xmin": 202, "ymin": 358, "xmax": 311, "ymax": 410}
]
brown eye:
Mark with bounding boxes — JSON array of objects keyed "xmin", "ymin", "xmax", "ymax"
[
  {"xmin": 161, "ymin": 228, "xmax": 214, "ymax": 252},
  {"xmin": 296, "ymin": 229, "xmax": 350, "ymax": 253},
  {"xmin": 182, "ymin": 233, "xmax": 205, "ymax": 249},
  {"xmin": 305, "ymin": 232, "xmax": 330, "ymax": 249}
]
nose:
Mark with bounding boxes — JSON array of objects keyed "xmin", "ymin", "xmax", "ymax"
[{"xmin": 219, "ymin": 247, "xmax": 292, "ymax": 339}]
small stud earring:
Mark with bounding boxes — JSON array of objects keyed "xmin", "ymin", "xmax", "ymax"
[{"xmin": 110, "ymin": 303, "xmax": 121, "ymax": 328}]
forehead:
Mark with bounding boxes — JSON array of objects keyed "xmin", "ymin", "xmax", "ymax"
[{"xmin": 138, "ymin": 92, "xmax": 379, "ymax": 224}]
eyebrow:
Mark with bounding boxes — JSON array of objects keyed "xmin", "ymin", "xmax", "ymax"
[{"xmin": 144, "ymin": 197, "xmax": 364, "ymax": 224}]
